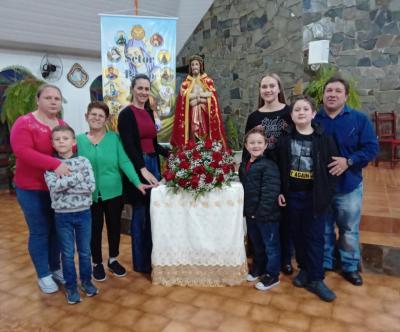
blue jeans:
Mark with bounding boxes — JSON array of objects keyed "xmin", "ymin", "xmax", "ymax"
[
  {"xmin": 280, "ymin": 214, "xmax": 294, "ymax": 266},
  {"xmin": 322, "ymin": 183, "xmax": 363, "ymax": 272},
  {"xmin": 247, "ymin": 221, "xmax": 280, "ymax": 277},
  {"xmin": 287, "ymin": 191, "xmax": 325, "ymax": 281},
  {"xmin": 15, "ymin": 187, "xmax": 60, "ymax": 278},
  {"xmin": 55, "ymin": 209, "xmax": 92, "ymax": 289},
  {"xmin": 131, "ymin": 154, "xmax": 160, "ymax": 273}
]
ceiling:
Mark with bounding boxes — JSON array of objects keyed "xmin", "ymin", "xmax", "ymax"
[{"xmin": 0, "ymin": 0, "xmax": 213, "ymax": 57}]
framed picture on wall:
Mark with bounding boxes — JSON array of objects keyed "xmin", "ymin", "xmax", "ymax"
[{"xmin": 67, "ymin": 63, "xmax": 89, "ymax": 88}]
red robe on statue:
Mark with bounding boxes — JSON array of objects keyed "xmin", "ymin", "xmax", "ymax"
[{"xmin": 170, "ymin": 73, "xmax": 227, "ymax": 148}]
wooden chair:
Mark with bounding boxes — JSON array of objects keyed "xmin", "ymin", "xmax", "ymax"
[{"xmin": 374, "ymin": 111, "xmax": 400, "ymax": 168}]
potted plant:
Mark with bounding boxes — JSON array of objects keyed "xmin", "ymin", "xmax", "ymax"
[
  {"xmin": 225, "ymin": 114, "xmax": 243, "ymax": 168},
  {"xmin": 1, "ymin": 76, "xmax": 45, "ymax": 129},
  {"xmin": 303, "ymin": 64, "xmax": 361, "ymax": 109}
]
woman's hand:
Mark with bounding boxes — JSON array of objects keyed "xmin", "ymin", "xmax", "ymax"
[
  {"xmin": 54, "ymin": 163, "xmax": 71, "ymax": 177},
  {"xmin": 140, "ymin": 167, "xmax": 159, "ymax": 186},
  {"xmin": 136, "ymin": 183, "xmax": 153, "ymax": 195},
  {"xmin": 278, "ymin": 194, "xmax": 287, "ymax": 207}
]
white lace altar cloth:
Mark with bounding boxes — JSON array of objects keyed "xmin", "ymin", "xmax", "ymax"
[{"xmin": 150, "ymin": 183, "xmax": 247, "ymax": 286}]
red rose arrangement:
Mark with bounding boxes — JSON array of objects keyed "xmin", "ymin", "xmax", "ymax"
[{"xmin": 163, "ymin": 139, "xmax": 235, "ymax": 198}]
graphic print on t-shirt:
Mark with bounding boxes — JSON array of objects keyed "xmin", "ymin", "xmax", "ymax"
[
  {"xmin": 261, "ymin": 116, "xmax": 288, "ymax": 150},
  {"xmin": 290, "ymin": 138, "xmax": 313, "ymax": 180}
]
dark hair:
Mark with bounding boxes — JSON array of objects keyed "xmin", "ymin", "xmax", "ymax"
[
  {"xmin": 52, "ymin": 124, "xmax": 75, "ymax": 138},
  {"xmin": 244, "ymin": 125, "xmax": 267, "ymax": 144},
  {"xmin": 87, "ymin": 101, "xmax": 110, "ymax": 118},
  {"xmin": 130, "ymin": 74, "xmax": 150, "ymax": 89},
  {"xmin": 36, "ymin": 84, "xmax": 63, "ymax": 99},
  {"xmin": 258, "ymin": 73, "xmax": 286, "ymax": 107},
  {"xmin": 290, "ymin": 95, "xmax": 317, "ymax": 113},
  {"xmin": 323, "ymin": 75, "xmax": 349, "ymax": 95},
  {"xmin": 130, "ymin": 74, "xmax": 152, "ymax": 110}
]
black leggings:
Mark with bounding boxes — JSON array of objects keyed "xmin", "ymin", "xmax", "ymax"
[{"xmin": 90, "ymin": 195, "xmax": 124, "ymax": 264}]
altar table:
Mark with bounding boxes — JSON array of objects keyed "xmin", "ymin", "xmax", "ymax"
[{"xmin": 150, "ymin": 182, "xmax": 247, "ymax": 286}]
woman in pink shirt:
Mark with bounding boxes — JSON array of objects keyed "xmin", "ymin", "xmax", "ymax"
[{"xmin": 11, "ymin": 84, "xmax": 70, "ymax": 294}]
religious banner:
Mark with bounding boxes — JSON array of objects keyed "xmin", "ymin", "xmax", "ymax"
[{"xmin": 100, "ymin": 15, "xmax": 177, "ymax": 141}]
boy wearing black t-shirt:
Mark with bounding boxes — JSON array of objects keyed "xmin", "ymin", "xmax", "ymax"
[{"xmin": 276, "ymin": 96, "xmax": 338, "ymax": 302}]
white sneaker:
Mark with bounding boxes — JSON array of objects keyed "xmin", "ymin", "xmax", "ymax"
[
  {"xmin": 38, "ymin": 275, "xmax": 59, "ymax": 294},
  {"xmin": 246, "ymin": 273, "xmax": 259, "ymax": 282},
  {"xmin": 52, "ymin": 269, "xmax": 65, "ymax": 285}
]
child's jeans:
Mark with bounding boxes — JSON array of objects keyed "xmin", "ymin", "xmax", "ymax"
[
  {"xmin": 55, "ymin": 209, "xmax": 92, "ymax": 290},
  {"xmin": 247, "ymin": 220, "xmax": 280, "ymax": 277},
  {"xmin": 287, "ymin": 191, "xmax": 325, "ymax": 281}
]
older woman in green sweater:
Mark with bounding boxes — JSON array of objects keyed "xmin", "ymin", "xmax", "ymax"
[{"xmin": 77, "ymin": 101, "xmax": 149, "ymax": 281}]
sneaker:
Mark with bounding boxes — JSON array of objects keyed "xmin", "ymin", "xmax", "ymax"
[
  {"xmin": 108, "ymin": 260, "xmax": 127, "ymax": 277},
  {"xmin": 52, "ymin": 269, "xmax": 65, "ymax": 285},
  {"xmin": 246, "ymin": 273, "xmax": 260, "ymax": 282},
  {"xmin": 281, "ymin": 263, "xmax": 294, "ymax": 275},
  {"xmin": 306, "ymin": 280, "xmax": 336, "ymax": 302},
  {"xmin": 66, "ymin": 287, "xmax": 81, "ymax": 304},
  {"xmin": 81, "ymin": 280, "xmax": 99, "ymax": 297},
  {"xmin": 292, "ymin": 270, "xmax": 308, "ymax": 288},
  {"xmin": 38, "ymin": 275, "xmax": 59, "ymax": 294},
  {"xmin": 255, "ymin": 274, "xmax": 280, "ymax": 291},
  {"xmin": 93, "ymin": 263, "xmax": 107, "ymax": 282}
]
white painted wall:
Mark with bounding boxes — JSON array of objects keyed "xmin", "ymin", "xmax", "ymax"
[{"xmin": 0, "ymin": 48, "xmax": 101, "ymax": 134}]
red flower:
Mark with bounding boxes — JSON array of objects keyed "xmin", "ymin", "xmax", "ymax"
[
  {"xmin": 178, "ymin": 151, "xmax": 187, "ymax": 160},
  {"xmin": 191, "ymin": 176, "xmax": 200, "ymax": 189},
  {"xmin": 226, "ymin": 148, "xmax": 233, "ymax": 155},
  {"xmin": 216, "ymin": 174, "xmax": 225, "ymax": 183},
  {"xmin": 178, "ymin": 178, "xmax": 188, "ymax": 187},
  {"xmin": 192, "ymin": 151, "xmax": 202, "ymax": 160},
  {"xmin": 163, "ymin": 170, "xmax": 176, "ymax": 181},
  {"xmin": 179, "ymin": 160, "xmax": 190, "ymax": 169},
  {"xmin": 193, "ymin": 165, "xmax": 206, "ymax": 175},
  {"xmin": 209, "ymin": 161, "xmax": 220, "ymax": 168},
  {"xmin": 204, "ymin": 138, "xmax": 213, "ymax": 149},
  {"xmin": 221, "ymin": 164, "xmax": 231, "ymax": 174},
  {"xmin": 212, "ymin": 151, "xmax": 223, "ymax": 162},
  {"xmin": 186, "ymin": 139, "xmax": 196, "ymax": 150},
  {"xmin": 205, "ymin": 173, "xmax": 214, "ymax": 184}
]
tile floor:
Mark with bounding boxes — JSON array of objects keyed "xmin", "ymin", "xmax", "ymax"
[{"xmin": 1, "ymin": 165, "xmax": 400, "ymax": 332}]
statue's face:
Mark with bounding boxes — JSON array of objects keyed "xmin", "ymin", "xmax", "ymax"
[{"xmin": 190, "ymin": 60, "xmax": 201, "ymax": 76}]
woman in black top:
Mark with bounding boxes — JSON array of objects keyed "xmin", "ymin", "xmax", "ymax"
[
  {"xmin": 244, "ymin": 73, "xmax": 293, "ymax": 275},
  {"xmin": 118, "ymin": 74, "xmax": 169, "ymax": 273},
  {"xmin": 244, "ymin": 73, "xmax": 292, "ymax": 160}
]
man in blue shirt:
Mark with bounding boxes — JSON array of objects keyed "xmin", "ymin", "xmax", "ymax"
[{"xmin": 315, "ymin": 76, "xmax": 378, "ymax": 286}]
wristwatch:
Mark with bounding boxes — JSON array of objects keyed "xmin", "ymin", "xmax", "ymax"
[{"xmin": 347, "ymin": 158, "xmax": 354, "ymax": 167}]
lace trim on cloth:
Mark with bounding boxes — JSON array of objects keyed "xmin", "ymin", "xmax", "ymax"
[{"xmin": 151, "ymin": 263, "xmax": 248, "ymax": 287}]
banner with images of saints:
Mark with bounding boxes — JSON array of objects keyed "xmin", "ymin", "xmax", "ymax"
[{"xmin": 100, "ymin": 15, "xmax": 177, "ymax": 141}]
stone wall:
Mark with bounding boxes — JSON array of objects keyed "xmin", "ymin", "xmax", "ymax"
[
  {"xmin": 177, "ymin": 0, "xmax": 303, "ymax": 138},
  {"xmin": 304, "ymin": 0, "xmax": 400, "ymax": 117}
]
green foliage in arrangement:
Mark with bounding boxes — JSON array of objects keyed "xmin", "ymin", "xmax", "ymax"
[
  {"xmin": 304, "ymin": 64, "xmax": 361, "ymax": 110},
  {"xmin": 1, "ymin": 77, "xmax": 45, "ymax": 128},
  {"xmin": 225, "ymin": 114, "xmax": 241, "ymax": 151}
]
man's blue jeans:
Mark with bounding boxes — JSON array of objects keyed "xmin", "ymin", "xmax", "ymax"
[
  {"xmin": 247, "ymin": 221, "xmax": 280, "ymax": 277},
  {"xmin": 55, "ymin": 209, "xmax": 92, "ymax": 289},
  {"xmin": 322, "ymin": 183, "xmax": 363, "ymax": 272},
  {"xmin": 15, "ymin": 187, "xmax": 60, "ymax": 278}
]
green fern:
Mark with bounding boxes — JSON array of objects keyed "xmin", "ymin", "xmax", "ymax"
[
  {"xmin": 225, "ymin": 114, "xmax": 241, "ymax": 151},
  {"xmin": 1, "ymin": 77, "xmax": 45, "ymax": 128}
]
